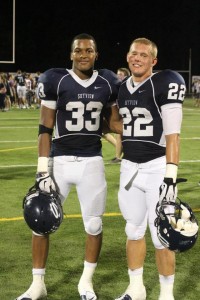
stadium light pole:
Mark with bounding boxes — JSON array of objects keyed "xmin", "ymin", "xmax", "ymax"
[
  {"xmin": 188, "ymin": 48, "xmax": 192, "ymax": 94},
  {"xmin": 0, "ymin": 0, "xmax": 15, "ymax": 64},
  {"xmin": 12, "ymin": 0, "xmax": 15, "ymax": 63}
]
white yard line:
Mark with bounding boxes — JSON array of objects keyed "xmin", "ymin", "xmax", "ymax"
[
  {"xmin": 0, "ymin": 140, "xmax": 37, "ymax": 143},
  {"xmin": 0, "ymin": 160, "xmax": 200, "ymax": 168}
]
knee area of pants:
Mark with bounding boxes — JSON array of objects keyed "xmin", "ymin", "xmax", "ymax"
[
  {"xmin": 149, "ymin": 224, "xmax": 165, "ymax": 249},
  {"xmin": 125, "ymin": 222, "xmax": 145, "ymax": 240},
  {"xmin": 84, "ymin": 217, "xmax": 102, "ymax": 235},
  {"xmin": 152, "ymin": 235, "xmax": 165, "ymax": 249}
]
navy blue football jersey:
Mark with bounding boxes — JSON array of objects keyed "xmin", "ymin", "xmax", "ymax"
[
  {"xmin": 38, "ymin": 68, "xmax": 120, "ymax": 156},
  {"xmin": 117, "ymin": 69, "xmax": 186, "ymax": 163},
  {"xmin": 15, "ymin": 74, "xmax": 25, "ymax": 86}
]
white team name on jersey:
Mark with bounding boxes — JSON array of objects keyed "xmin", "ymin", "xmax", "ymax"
[
  {"xmin": 78, "ymin": 93, "xmax": 94, "ymax": 99},
  {"xmin": 125, "ymin": 100, "xmax": 138, "ymax": 106}
]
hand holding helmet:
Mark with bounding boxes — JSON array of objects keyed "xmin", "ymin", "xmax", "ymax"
[
  {"xmin": 159, "ymin": 178, "xmax": 188, "ymax": 203},
  {"xmin": 159, "ymin": 163, "xmax": 178, "ymax": 203},
  {"xmin": 35, "ymin": 157, "xmax": 56, "ymax": 193},
  {"xmin": 159, "ymin": 177, "xmax": 177, "ymax": 203},
  {"xmin": 35, "ymin": 172, "xmax": 56, "ymax": 193}
]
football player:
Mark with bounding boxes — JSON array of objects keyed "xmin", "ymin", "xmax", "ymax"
[
  {"xmin": 14, "ymin": 70, "xmax": 27, "ymax": 108},
  {"xmin": 109, "ymin": 38, "xmax": 186, "ymax": 300},
  {"xmin": 16, "ymin": 33, "xmax": 121, "ymax": 300}
]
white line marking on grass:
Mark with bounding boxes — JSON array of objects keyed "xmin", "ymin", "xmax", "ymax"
[
  {"xmin": 102, "ymin": 136, "xmax": 200, "ymax": 143},
  {"xmin": 183, "ymin": 111, "xmax": 200, "ymax": 114},
  {"xmin": 180, "ymin": 160, "xmax": 200, "ymax": 163},
  {"xmin": 0, "ymin": 160, "xmax": 200, "ymax": 168},
  {"xmin": 0, "ymin": 140, "xmax": 37, "ymax": 143},
  {"xmin": 0, "ymin": 117, "xmax": 38, "ymax": 120},
  {"xmin": 0, "ymin": 146, "xmax": 37, "ymax": 152},
  {"xmin": 0, "ymin": 164, "xmax": 37, "ymax": 168},
  {"xmin": 181, "ymin": 137, "xmax": 200, "ymax": 140},
  {"xmin": 182, "ymin": 126, "xmax": 200, "ymax": 128}
]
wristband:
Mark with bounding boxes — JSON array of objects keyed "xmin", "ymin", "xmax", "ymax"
[
  {"xmin": 165, "ymin": 163, "xmax": 178, "ymax": 183},
  {"xmin": 37, "ymin": 157, "xmax": 49, "ymax": 173}
]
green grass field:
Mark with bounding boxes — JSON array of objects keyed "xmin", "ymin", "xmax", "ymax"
[{"xmin": 0, "ymin": 99, "xmax": 199, "ymax": 300}]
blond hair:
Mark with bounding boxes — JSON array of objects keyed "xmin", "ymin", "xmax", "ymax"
[{"xmin": 130, "ymin": 37, "xmax": 158, "ymax": 58}]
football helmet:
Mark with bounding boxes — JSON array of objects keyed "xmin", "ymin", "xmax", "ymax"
[
  {"xmin": 155, "ymin": 198, "xmax": 198, "ymax": 252},
  {"xmin": 23, "ymin": 186, "xmax": 63, "ymax": 235}
]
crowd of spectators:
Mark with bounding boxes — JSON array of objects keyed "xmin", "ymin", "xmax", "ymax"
[
  {"xmin": 0, "ymin": 70, "xmax": 41, "ymax": 112},
  {"xmin": 192, "ymin": 80, "xmax": 200, "ymax": 107}
]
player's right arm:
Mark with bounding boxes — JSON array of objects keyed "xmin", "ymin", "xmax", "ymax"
[
  {"xmin": 38, "ymin": 105, "xmax": 55, "ymax": 158},
  {"xmin": 36, "ymin": 105, "xmax": 56, "ymax": 193},
  {"xmin": 107, "ymin": 105, "xmax": 123, "ymax": 134},
  {"xmin": 35, "ymin": 69, "xmax": 58, "ymax": 192}
]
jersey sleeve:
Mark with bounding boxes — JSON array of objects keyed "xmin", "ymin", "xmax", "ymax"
[
  {"xmin": 37, "ymin": 69, "xmax": 58, "ymax": 103},
  {"xmin": 155, "ymin": 69, "xmax": 186, "ymax": 107}
]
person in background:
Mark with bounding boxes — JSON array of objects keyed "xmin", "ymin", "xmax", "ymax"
[
  {"xmin": 109, "ymin": 37, "xmax": 186, "ymax": 300},
  {"xmin": 15, "ymin": 70, "xmax": 28, "ymax": 109},
  {"xmin": 1, "ymin": 73, "xmax": 11, "ymax": 111},
  {"xmin": 15, "ymin": 33, "xmax": 121, "ymax": 300},
  {"xmin": 34, "ymin": 71, "xmax": 41, "ymax": 108},
  {"xmin": 111, "ymin": 67, "xmax": 130, "ymax": 163},
  {"xmin": 8, "ymin": 73, "xmax": 17, "ymax": 106},
  {"xmin": 25, "ymin": 73, "xmax": 34, "ymax": 108},
  {"xmin": 194, "ymin": 80, "xmax": 200, "ymax": 107},
  {"xmin": 116, "ymin": 67, "xmax": 130, "ymax": 81},
  {"xmin": 0, "ymin": 74, "xmax": 7, "ymax": 111}
]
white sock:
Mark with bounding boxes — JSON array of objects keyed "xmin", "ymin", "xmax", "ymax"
[
  {"xmin": 126, "ymin": 267, "xmax": 144, "ymax": 295},
  {"xmin": 129, "ymin": 267, "xmax": 144, "ymax": 284},
  {"xmin": 78, "ymin": 261, "xmax": 97, "ymax": 295},
  {"xmin": 80, "ymin": 261, "xmax": 97, "ymax": 282},
  {"xmin": 32, "ymin": 268, "xmax": 45, "ymax": 283},
  {"xmin": 159, "ymin": 274, "xmax": 174, "ymax": 296}
]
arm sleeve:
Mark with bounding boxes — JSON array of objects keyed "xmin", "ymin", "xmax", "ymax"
[{"xmin": 161, "ymin": 103, "xmax": 182, "ymax": 135}]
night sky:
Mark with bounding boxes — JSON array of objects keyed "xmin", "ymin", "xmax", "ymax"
[{"xmin": 1, "ymin": 0, "xmax": 200, "ymax": 89}]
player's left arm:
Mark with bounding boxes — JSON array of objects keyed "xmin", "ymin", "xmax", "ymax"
[
  {"xmin": 159, "ymin": 103, "xmax": 182, "ymax": 202},
  {"xmin": 163, "ymin": 103, "xmax": 182, "ymax": 169},
  {"xmin": 165, "ymin": 133, "xmax": 180, "ymax": 165},
  {"xmin": 158, "ymin": 69, "xmax": 186, "ymax": 202}
]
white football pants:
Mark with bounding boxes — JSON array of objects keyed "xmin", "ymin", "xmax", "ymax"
[
  {"xmin": 118, "ymin": 156, "xmax": 166, "ymax": 249},
  {"xmin": 49, "ymin": 155, "xmax": 107, "ymax": 228}
]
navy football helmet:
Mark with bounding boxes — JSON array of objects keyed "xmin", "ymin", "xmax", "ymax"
[
  {"xmin": 23, "ymin": 186, "xmax": 63, "ymax": 235},
  {"xmin": 155, "ymin": 198, "xmax": 198, "ymax": 252}
]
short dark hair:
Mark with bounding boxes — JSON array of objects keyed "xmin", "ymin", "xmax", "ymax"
[{"xmin": 71, "ymin": 33, "xmax": 97, "ymax": 51}]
